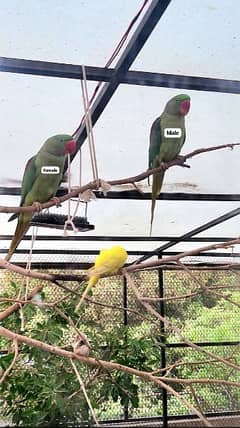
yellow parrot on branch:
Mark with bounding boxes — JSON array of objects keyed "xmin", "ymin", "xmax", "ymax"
[{"xmin": 75, "ymin": 246, "xmax": 128, "ymax": 311}]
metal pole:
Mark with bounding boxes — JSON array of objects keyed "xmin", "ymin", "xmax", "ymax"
[
  {"xmin": 1, "ymin": 56, "xmax": 240, "ymax": 94},
  {"xmin": 136, "ymin": 207, "xmax": 240, "ymax": 264},
  {"xmin": 123, "ymin": 275, "xmax": 129, "ymax": 421},
  {"xmin": 70, "ymin": 0, "xmax": 172, "ymax": 158},
  {"xmin": 158, "ymin": 254, "xmax": 168, "ymax": 428}
]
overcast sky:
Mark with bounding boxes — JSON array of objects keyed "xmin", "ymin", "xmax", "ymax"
[{"xmin": 0, "ymin": 0, "xmax": 239, "ymax": 259}]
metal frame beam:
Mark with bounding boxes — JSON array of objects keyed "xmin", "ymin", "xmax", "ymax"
[
  {"xmin": 1, "ymin": 56, "xmax": 240, "ymax": 94},
  {"xmin": 0, "ymin": 235, "xmax": 236, "ymax": 242},
  {"xmin": 135, "ymin": 207, "xmax": 240, "ymax": 263},
  {"xmin": 0, "ymin": 249, "xmax": 239, "ymax": 258},
  {"xmin": 1, "ymin": 187, "xmax": 240, "ymax": 201},
  {"xmin": 72, "ymin": 0, "xmax": 171, "ymax": 154}
]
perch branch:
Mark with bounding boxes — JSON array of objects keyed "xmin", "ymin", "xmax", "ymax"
[
  {"xmin": 0, "ymin": 259, "xmax": 87, "ymax": 282},
  {"xmin": 0, "ymin": 142, "xmax": 239, "ymax": 215},
  {"xmin": 1, "ymin": 238, "xmax": 240, "ymax": 283}
]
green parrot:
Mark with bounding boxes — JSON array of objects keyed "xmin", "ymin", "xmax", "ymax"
[
  {"xmin": 5, "ymin": 134, "xmax": 76, "ymax": 261},
  {"xmin": 148, "ymin": 94, "xmax": 191, "ymax": 234}
]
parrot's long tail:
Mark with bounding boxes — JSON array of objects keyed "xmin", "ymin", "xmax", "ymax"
[
  {"xmin": 5, "ymin": 218, "xmax": 30, "ymax": 262},
  {"xmin": 75, "ymin": 275, "xmax": 99, "ymax": 312},
  {"xmin": 150, "ymin": 171, "xmax": 165, "ymax": 236}
]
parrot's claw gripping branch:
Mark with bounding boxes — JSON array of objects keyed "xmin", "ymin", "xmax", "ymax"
[
  {"xmin": 159, "ymin": 161, "xmax": 168, "ymax": 172},
  {"xmin": 50, "ymin": 196, "xmax": 62, "ymax": 208},
  {"xmin": 32, "ymin": 201, "xmax": 43, "ymax": 213},
  {"xmin": 175, "ymin": 155, "xmax": 191, "ymax": 168}
]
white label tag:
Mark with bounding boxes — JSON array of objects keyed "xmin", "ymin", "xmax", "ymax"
[
  {"xmin": 164, "ymin": 128, "xmax": 182, "ymax": 138},
  {"xmin": 41, "ymin": 166, "xmax": 60, "ymax": 174}
]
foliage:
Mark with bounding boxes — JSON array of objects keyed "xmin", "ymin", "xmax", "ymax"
[
  {"xmin": 1, "ymin": 270, "xmax": 240, "ymax": 424},
  {"xmin": 0, "ymin": 280, "xmax": 160, "ymax": 426}
]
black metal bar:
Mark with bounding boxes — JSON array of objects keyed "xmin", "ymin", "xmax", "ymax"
[
  {"xmin": 1, "ymin": 56, "xmax": 240, "ymax": 94},
  {"xmin": 165, "ymin": 340, "xmax": 240, "ymax": 348},
  {"xmin": 0, "ymin": 234, "xmax": 237, "ymax": 242},
  {"xmin": 0, "ymin": 248, "xmax": 239, "ymax": 259},
  {"xmin": 123, "ymin": 276, "xmax": 128, "ymax": 326},
  {"xmin": 127, "ymin": 69, "xmax": 240, "ymax": 93},
  {"xmin": 0, "ymin": 249, "xmax": 150, "ymax": 256},
  {"xmin": 123, "ymin": 275, "xmax": 129, "ymax": 421},
  {"xmin": 2, "ymin": 186, "xmax": 240, "ymax": 201},
  {"xmin": 102, "ymin": 411, "xmax": 240, "ymax": 425},
  {"xmin": 135, "ymin": 207, "xmax": 240, "ymax": 263},
  {"xmin": 71, "ymin": 0, "xmax": 172, "ymax": 157},
  {"xmin": 89, "ymin": 191, "xmax": 240, "ymax": 201},
  {"xmin": 0, "ymin": 56, "xmax": 113, "ymax": 81},
  {"xmin": 158, "ymin": 255, "xmax": 168, "ymax": 428},
  {"xmin": 162, "ymin": 251, "xmax": 240, "ymax": 258}
]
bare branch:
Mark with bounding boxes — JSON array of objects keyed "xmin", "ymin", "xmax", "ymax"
[
  {"xmin": 189, "ymin": 384, "xmax": 206, "ymax": 420},
  {"xmin": 70, "ymin": 359, "xmax": 99, "ymax": 426}
]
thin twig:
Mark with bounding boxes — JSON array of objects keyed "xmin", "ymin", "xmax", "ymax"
[
  {"xmin": 0, "ymin": 285, "xmax": 44, "ymax": 321},
  {"xmin": 141, "ymin": 290, "xmax": 202, "ymax": 302},
  {"xmin": 151, "ymin": 356, "xmax": 235, "ymax": 376},
  {"xmin": 132, "ymin": 182, "xmax": 145, "ymax": 194},
  {"xmin": 189, "ymin": 384, "xmax": 205, "ymax": 419},
  {"xmin": 178, "ymin": 261, "xmax": 240, "ymax": 310},
  {"xmin": 0, "ymin": 339, "xmax": 18, "ymax": 385},
  {"xmin": 70, "ymin": 359, "xmax": 99, "ymax": 426}
]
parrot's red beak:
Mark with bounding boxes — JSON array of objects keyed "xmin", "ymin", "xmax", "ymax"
[
  {"xmin": 179, "ymin": 99, "xmax": 190, "ymax": 116},
  {"xmin": 65, "ymin": 139, "xmax": 76, "ymax": 154}
]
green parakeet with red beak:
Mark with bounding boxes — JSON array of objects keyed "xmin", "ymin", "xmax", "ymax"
[
  {"xmin": 5, "ymin": 134, "xmax": 76, "ymax": 261},
  {"xmin": 149, "ymin": 94, "xmax": 191, "ymax": 234}
]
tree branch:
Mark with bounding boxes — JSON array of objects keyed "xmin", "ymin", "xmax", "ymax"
[
  {"xmin": 1, "ymin": 238, "xmax": 240, "ymax": 284},
  {"xmin": 0, "ymin": 142, "xmax": 239, "ymax": 215},
  {"xmin": 0, "ymin": 325, "xmax": 213, "ymax": 426}
]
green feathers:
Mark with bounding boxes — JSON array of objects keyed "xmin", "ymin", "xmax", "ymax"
[
  {"xmin": 149, "ymin": 94, "xmax": 191, "ymax": 235},
  {"xmin": 6, "ymin": 134, "xmax": 76, "ymax": 261}
]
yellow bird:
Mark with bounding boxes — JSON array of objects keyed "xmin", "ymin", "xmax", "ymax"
[{"xmin": 76, "ymin": 246, "xmax": 128, "ymax": 311}]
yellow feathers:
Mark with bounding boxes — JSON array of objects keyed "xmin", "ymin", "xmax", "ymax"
[{"xmin": 75, "ymin": 246, "xmax": 128, "ymax": 311}]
